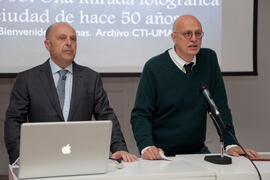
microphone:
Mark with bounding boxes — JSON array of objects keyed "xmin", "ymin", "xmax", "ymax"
[
  {"xmin": 200, "ymin": 84, "xmax": 232, "ymax": 165},
  {"xmin": 199, "ymin": 85, "xmax": 262, "ymax": 179},
  {"xmin": 62, "ymin": 75, "xmax": 67, "ymax": 80},
  {"xmin": 200, "ymin": 84, "xmax": 220, "ymax": 115}
]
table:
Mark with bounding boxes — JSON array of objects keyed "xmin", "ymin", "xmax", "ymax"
[{"xmin": 9, "ymin": 154, "xmax": 270, "ymax": 180}]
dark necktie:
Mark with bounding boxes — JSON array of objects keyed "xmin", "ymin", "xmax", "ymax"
[
  {"xmin": 57, "ymin": 69, "xmax": 68, "ymax": 110},
  {"xmin": 184, "ymin": 62, "xmax": 194, "ymax": 74}
]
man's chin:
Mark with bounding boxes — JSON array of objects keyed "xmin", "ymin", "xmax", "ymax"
[
  {"xmin": 62, "ymin": 58, "xmax": 74, "ymax": 65},
  {"xmin": 63, "ymin": 55, "xmax": 75, "ymax": 61},
  {"xmin": 188, "ymin": 49, "xmax": 200, "ymax": 56}
]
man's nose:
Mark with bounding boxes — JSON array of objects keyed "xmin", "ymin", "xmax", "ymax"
[
  {"xmin": 65, "ymin": 38, "xmax": 72, "ymax": 46},
  {"xmin": 190, "ymin": 33, "xmax": 197, "ymax": 42}
]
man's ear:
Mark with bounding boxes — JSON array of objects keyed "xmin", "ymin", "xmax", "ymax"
[
  {"xmin": 44, "ymin": 39, "xmax": 50, "ymax": 51},
  {"xmin": 171, "ymin": 33, "xmax": 176, "ymax": 43}
]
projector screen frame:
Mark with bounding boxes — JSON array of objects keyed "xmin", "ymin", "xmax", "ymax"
[{"xmin": 0, "ymin": 0, "xmax": 258, "ymax": 78}]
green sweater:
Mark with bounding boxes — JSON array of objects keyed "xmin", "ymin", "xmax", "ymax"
[{"xmin": 131, "ymin": 48, "xmax": 237, "ymax": 155}]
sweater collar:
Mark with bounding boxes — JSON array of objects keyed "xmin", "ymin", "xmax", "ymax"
[{"xmin": 168, "ymin": 47, "xmax": 196, "ymax": 73}]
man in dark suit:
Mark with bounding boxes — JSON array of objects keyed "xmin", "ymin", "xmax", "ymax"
[{"xmin": 5, "ymin": 22, "xmax": 138, "ymax": 164}]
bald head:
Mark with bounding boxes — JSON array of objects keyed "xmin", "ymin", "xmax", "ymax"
[
  {"xmin": 45, "ymin": 22, "xmax": 76, "ymax": 40},
  {"xmin": 173, "ymin": 15, "xmax": 202, "ymax": 32}
]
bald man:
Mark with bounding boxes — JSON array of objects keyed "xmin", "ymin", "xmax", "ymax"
[
  {"xmin": 5, "ymin": 22, "xmax": 138, "ymax": 164},
  {"xmin": 131, "ymin": 15, "xmax": 258, "ymax": 160}
]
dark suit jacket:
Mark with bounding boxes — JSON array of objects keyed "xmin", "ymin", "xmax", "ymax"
[{"xmin": 5, "ymin": 60, "xmax": 128, "ymax": 163}]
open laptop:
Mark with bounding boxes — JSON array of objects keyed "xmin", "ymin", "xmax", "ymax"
[{"xmin": 17, "ymin": 121, "xmax": 112, "ymax": 179}]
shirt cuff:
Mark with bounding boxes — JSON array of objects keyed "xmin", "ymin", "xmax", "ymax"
[
  {"xmin": 12, "ymin": 157, "xmax": 19, "ymax": 166},
  {"xmin": 141, "ymin": 146, "xmax": 151, "ymax": 156},
  {"xmin": 225, "ymin": 144, "xmax": 238, "ymax": 152}
]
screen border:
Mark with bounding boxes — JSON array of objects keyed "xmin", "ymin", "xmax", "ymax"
[{"xmin": 0, "ymin": 0, "xmax": 258, "ymax": 78}]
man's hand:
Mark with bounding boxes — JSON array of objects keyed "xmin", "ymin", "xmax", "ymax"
[
  {"xmin": 227, "ymin": 146, "xmax": 259, "ymax": 158},
  {"xmin": 142, "ymin": 146, "xmax": 164, "ymax": 160},
  {"xmin": 111, "ymin": 151, "xmax": 139, "ymax": 162}
]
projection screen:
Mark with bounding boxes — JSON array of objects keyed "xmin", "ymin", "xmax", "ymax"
[{"xmin": 0, "ymin": 0, "xmax": 257, "ymax": 76}]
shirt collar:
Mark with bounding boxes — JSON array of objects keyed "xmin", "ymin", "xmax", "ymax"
[
  {"xmin": 168, "ymin": 47, "xmax": 196, "ymax": 71},
  {"xmin": 49, "ymin": 59, "xmax": 73, "ymax": 75}
]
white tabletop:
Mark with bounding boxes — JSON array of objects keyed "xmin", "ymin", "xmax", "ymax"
[
  {"xmin": 9, "ymin": 153, "xmax": 270, "ymax": 180},
  {"xmin": 176, "ymin": 154, "xmax": 270, "ymax": 180}
]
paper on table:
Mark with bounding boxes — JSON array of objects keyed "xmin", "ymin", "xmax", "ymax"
[{"xmin": 159, "ymin": 151, "xmax": 173, "ymax": 161}]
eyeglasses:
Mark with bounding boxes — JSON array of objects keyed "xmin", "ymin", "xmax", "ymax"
[{"xmin": 173, "ymin": 31, "xmax": 204, "ymax": 39}]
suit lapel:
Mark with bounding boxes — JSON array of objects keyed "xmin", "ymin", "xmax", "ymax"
[
  {"xmin": 68, "ymin": 63, "xmax": 83, "ymax": 121},
  {"xmin": 39, "ymin": 60, "xmax": 64, "ymax": 121}
]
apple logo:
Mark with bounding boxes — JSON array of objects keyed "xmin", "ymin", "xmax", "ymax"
[{"xmin": 61, "ymin": 144, "xmax": 71, "ymax": 155}]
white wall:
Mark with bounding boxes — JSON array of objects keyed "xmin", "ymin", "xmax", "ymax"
[{"xmin": 0, "ymin": 0, "xmax": 269, "ymax": 175}]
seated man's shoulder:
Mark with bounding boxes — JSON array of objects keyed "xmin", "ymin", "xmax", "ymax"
[
  {"xmin": 198, "ymin": 48, "xmax": 216, "ymax": 56},
  {"xmin": 197, "ymin": 48, "xmax": 218, "ymax": 65},
  {"xmin": 73, "ymin": 63, "xmax": 101, "ymax": 80},
  {"xmin": 16, "ymin": 63, "xmax": 47, "ymax": 79},
  {"xmin": 74, "ymin": 63, "xmax": 97, "ymax": 74},
  {"xmin": 145, "ymin": 50, "xmax": 169, "ymax": 67}
]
